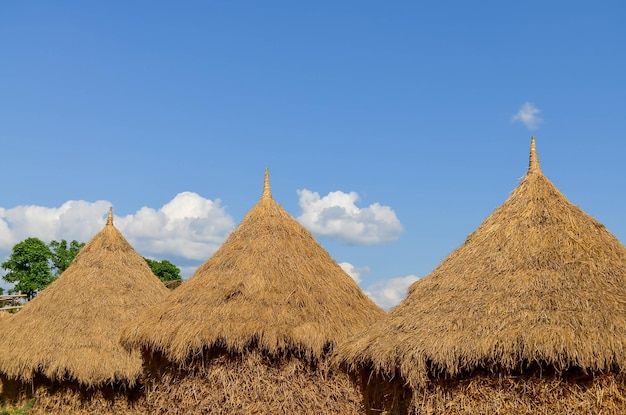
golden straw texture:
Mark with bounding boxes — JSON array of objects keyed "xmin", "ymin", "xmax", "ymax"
[
  {"xmin": 0, "ymin": 209, "xmax": 169, "ymax": 387},
  {"xmin": 122, "ymin": 169, "xmax": 384, "ymax": 362},
  {"xmin": 338, "ymin": 137, "xmax": 626, "ymax": 413},
  {"xmin": 121, "ymin": 169, "xmax": 385, "ymax": 413}
]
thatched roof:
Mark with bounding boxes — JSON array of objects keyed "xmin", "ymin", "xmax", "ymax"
[
  {"xmin": 0, "ymin": 209, "xmax": 169, "ymax": 387},
  {"xmin": 338, "ymin": 137, "xmax": 626, "ymax": 388},
  {"xmin": 122, "ymin": 169, "xmax": 384, "ymax": 363}
]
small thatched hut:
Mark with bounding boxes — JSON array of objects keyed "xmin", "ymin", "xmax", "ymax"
[
  {"xmin": 121, "ymin": 169, "xmax": 385, "ymax": 414},
  {"xmin": 338, "ymin": 137, "xmax": 626, "ymax": 414},
  {"xmin": 0, "ymin": 209, "xmax": 169, "ymax": 414}
]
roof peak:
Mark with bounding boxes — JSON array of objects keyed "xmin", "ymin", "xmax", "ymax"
[
  {"xmin": 106, "ymin": 207, "xmax": 113, "ymax": 226},
  {"xmin": 262, "ymin": 168, "xmax": 272, "ymax": 199},
  {"xmin": 528, "ymin": 136, "xmax": 542, "ymax": 175}
]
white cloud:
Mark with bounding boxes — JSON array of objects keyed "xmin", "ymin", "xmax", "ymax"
[
  {"xmin": 296, "ymin": 189, "xmax": 403, "ymax": 244},
  {"xmin": 364, "ymin": 275, "xmax": 419, "ymax": 310},
  {"xmin": 0, "ymin": 200, "xmax": 110, "ymax": 250},
  {"xmin": 511, "ymin": 102, "xmax": 542, "ymax": 130},
  {"xmin": 0, "ymin": 192, "xmax": 236, "ymax": 268},
  {"xmin": 114, "ymin": 192, "xmax": 235, "ymax": 261},
  {"xmin": 177, "ymin": 265, "xmax": 200, "ymax": 280},
  {"xmin": 338, "ymin": 262, "xmax": 371, "ymax": 284}
]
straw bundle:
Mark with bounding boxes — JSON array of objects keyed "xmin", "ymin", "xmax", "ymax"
[
  {"xmin": 338, "ymin": 137, "xmax": 626, "ymax": 414},
  {"xmin": 0, "ymin": 209, "xmax": 169, "ymax": 413},
  {"xmin": 0, "ymin": 315, "xmax": 6, "ymax": 398},
  {"xmin": 409, "ymin": 373, "xmax": 626, "ymax": 415},
  {"xmin": 0, "ymin": 374, "xmax": 148, "ymax": 415},
  {"xmin": 122, "ymin": 169, "xmax": 385, "ymax": 414},
  {"xmin": 139, "ymin": 349, "xmax": 364, "ymax": 414}
]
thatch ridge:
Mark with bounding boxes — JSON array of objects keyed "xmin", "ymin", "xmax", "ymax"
[
  {"xmin": 121, "ymin": 168, "xmax": 384, "ymax": 363},
  {"xmin": 338, "ymin": 137, "xmax": 626, "ymax": 391},
  {"xmin": 0, "ymin": 208, "xmax": 169, "ymax": 387}
]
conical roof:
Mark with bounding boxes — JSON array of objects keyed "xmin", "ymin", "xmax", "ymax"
[
  {"xmin": 338, "ymin": 137, "xmax": 626, "ymax": 388},
  {"xmin": 0, "ymin": 209, "xmax": 169, "ymax": 386},
  {"xmin": 122, "ymin": 169, "xmax": 384, "ymax": 363}
]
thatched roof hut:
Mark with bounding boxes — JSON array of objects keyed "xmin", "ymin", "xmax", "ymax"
[
  {"xmin": 338, "ymin": 137, "xmax": 626, "ymax": 414},
  {"xmin": 0, "ymin": 209, "xmax": 169, "ymax": 414},
  {"xmin": 121, "ymin": 169, "xmax": 385, "ymax": 414}
]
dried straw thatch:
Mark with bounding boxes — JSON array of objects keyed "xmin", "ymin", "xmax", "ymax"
[
  {"xmin": 338, "ymin": 137, "xmax": 626, "ymax": 414},
  {"xmin": 122, "ymin": 169, "xmax": 385, "ymax": 414},
  {"xmin": 163, "ymin": 279, "xmax": 182, "ymax": 290},
  {"xmin": 0, "ymin": 208, "xmax": 169, "ymax": 414},
  {"xmin": 0, "ymin": 313, "xmax": 9, "ymax": 398}
]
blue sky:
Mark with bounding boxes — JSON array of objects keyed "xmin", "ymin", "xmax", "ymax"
[{"xmin": 1, "ymin": 1, "xmax": 625, "ymax": 308}]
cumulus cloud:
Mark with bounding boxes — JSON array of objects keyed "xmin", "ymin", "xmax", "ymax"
[
  {"xmin": 511, "ymin": 102, "xmax": 542, "ymax": 130},
  {"xmin": 0, "ymin": 200, "xmax": 111, "ymax": 250},
  {"xmin": 296, "ymin": 189, "xmax": 403, "ymax": 244},
  {"xmin": 338, "ymin": 262, "xmax": 371, "ymax": 284},
  {"xmin": 364, "ymin": 275, "xmax": 419, "ymax": 310},
  {"xmin": 115, "ymin": 192, "xmax": 235, "ymax": 261},
  {"xmin": 0, "ymin": 192, "xmax": 236, "ymax": 268}
]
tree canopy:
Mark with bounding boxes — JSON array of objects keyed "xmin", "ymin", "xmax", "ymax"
[
  {"xmin": 49, "ymin": 239, "xmax": 85, "ymax": 276},
  {"xmin": 144, "ymin": 258, "xmax": 182, "ymax": 283},
  {"xmin": 1, "ymin": 238, "xmax": 56, "ymax": 300},
  {"xmin": 2, "ymin": 238, "xmax": 86, "ymax": 299}
]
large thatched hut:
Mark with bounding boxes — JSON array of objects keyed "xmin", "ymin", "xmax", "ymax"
[
  {"xmin": 121, "ymin": 169, "xmax": 385, "ymax": 414},
  {"xmin": 338, "ymin": 137, "xmax": 626, "ymax": 414},
  {"xmin": 0, "ymin": 209, "xmax": 169, "ymax": 414}
]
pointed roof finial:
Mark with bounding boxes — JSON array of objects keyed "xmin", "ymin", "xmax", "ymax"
[
  {"xmin": 262, "ymin": 168, "xmax": 272, "ymax": 199},
  {"xmin": 107, "ymin": 207, "xmax": 113, "ymax": 226},
  {"xmin": 528, "ymin": 136, "xmax": 542, "ymax": 175}
]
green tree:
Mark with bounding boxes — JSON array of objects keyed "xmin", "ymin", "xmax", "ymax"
[
  {"xmin": 144, "ymin": 258, "xmax": 182, "ymax": 283},
  {"xmin": 1, "ymin": 238, "xmax": 55, "ymax": 300},
  {"xmin": 49, "ymin": 239, "xmax": 85, "ymax": 276}
]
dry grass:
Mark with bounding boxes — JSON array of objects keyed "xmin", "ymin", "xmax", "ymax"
[
  {"xmin": 0, "ymin": 209, "xmax": 168, "ymax": 411},
  {"xmin": 360, "ymin": 372, "xmax": 626, "ymax": 415},
  {"xmin": 1, "ymin": 375, "xmax": 147, "ymax": 415},
  {"xmin": 121, "ymin": 169, "xmax": 383, "ymax": 413},
  {"xmin": 337, "ymin": 137, "xmax": 626, "ymax": 413},
  {"xmin": 140, "ymin": 348, "xmax": 365, "ymax": 414},
  {"xmin": 122, "ymin": 169, "xmax": 383, "ymax": 363}
]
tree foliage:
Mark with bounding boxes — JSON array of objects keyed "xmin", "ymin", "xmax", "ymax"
[
  {"xmin": 144, "ymin": 258, "xmax": 182, "ymax": 283},
  {"xmin": 1, "ymin": 238, "xmax": 55, "ymax": 300},
  {"xmin": 1, "ymin": 238, "xmax": 85, "ymax": 300},
  {"xmin": 49, "ymin": 239, "xmax": 85, "ymax": 276}
]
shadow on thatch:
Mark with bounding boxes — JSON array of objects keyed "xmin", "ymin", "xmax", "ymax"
[
  {"xmin": 121, "ymin": 169, "xmax": 385, "ymax": 414},
  {"xmin": 337, "ymin": 137, "xmax": 626, "ymax": 414},
  {"xmin": 0, "ymin": 374, "xmax": 147, "ymax": 415},
  {"xmin": 0, "ymin": 208, "xmax": 169, "ymax": 414}
]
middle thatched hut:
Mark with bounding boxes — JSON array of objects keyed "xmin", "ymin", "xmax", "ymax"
[
  {"xmin": 338, "ymin": 137, "xmax": 626, "ymax": 414},
  {"xmin": 122, "ymin": 169, "xmax": 385, "ymax": 414}
]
